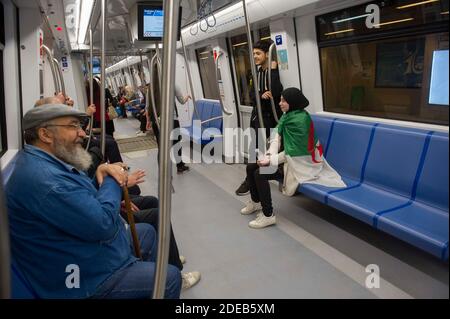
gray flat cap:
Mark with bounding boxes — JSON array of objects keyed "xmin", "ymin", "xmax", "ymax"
[{"xmin": 23, "ymin": 104, "xmax": 88, "ymax": 130}]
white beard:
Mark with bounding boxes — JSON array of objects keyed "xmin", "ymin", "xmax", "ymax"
[{"xmin": 54, "ymin": 139, "xmax": 93, "ymax": 171}]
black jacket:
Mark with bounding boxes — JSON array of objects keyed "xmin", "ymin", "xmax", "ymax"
[{"xmin": 249, "ymin": 66, "xmax": 283, "ymax": 130}]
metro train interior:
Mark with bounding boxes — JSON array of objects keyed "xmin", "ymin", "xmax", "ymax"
[{"xmin": 0, "ymin": 0, "xmax": 449, "ymax": 300}]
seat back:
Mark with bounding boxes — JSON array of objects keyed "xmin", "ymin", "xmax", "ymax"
[
  {"xmin": 415, "ymin": 134, "xmax": 449, "ymax": 211},
  {"xmin": 363, "ymin": 125, "xmax": 429, "ymax": 198},
  {"xmin": 310, "ymin": 115, "xmax": 335, "ymax": 153},
  {"xmin": 325, "ymin": 120, "xmax": 376, "ymax": 181}
]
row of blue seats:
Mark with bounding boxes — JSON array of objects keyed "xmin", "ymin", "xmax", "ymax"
[
  {"xmin": 299, "ymin": 116, "xmax": 449, "ymax": 260},
  {"xmin": 183, "ymin": 100, "xmax": 223, "ymax": 145}
]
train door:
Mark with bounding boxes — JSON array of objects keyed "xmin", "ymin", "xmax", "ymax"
[{"xmin": 192, "ymin": 38, "xmax": 238, "ymax": 162}]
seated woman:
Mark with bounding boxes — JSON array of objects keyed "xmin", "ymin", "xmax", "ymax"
[{"xmin": 241, "ymin": 87, "xmax": 346, "ymax": 229}]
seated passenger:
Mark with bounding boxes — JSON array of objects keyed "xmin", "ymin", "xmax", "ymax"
[
  {"xmin": 123, "ymin": 171, "xmax": 201, "ymax": 290},
  {"xmin": 6, "ymin": 103, "xmax": 181, "ymax": 298},
  {"xmin": 241, "ymin": 88, "xmax": 346, "ymax": 229}
]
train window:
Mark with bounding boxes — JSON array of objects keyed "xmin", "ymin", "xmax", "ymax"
[
  {"xmin": 195, "ymin": 46, "xmax": 220, "ymax": 100},
  {"xmin": 230, "ymin": 27, "xmax": 271, "ymax": 107},
  {"xmin": 1, "ymin": 2, "xmax": 7, "ymax": 156},
  {"xmin": 317, "ymin": 1, "xmax": 449, "ymax": 125}
]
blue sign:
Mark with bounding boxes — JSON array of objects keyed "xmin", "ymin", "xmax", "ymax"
[
  {"xmin": 61, "ymin": 56, "xmax": 67, "ymax": 62},
  {"xmin": 275, "ymin": 35, "xmax": 282, "ymax": 45},
  {"xmin": 62, "ymin": 62, "xmax": 68, "ymax": 68}
]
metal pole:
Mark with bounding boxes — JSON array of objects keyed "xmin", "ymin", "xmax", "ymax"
[
  {"xmin": 86, "ymin": 28, "xmax": 95, "ymax": 151},
  {"xmin": 100, "ymin": 0, "xmax": 106, "ymax": 157},
  {"xmin": 215, "ymin": 51, "xmax": 233, "ymax": 115},
  {"xmin": 149, "ymin": 53, "xmax": 160, "ymax": 131},
  {"xmin": 180, "ymin": 33, "xmax": 199, "ymax": 119},
  {"xmin": 267, "ymin": 43, "xmax": 279, "ymax": 123},
  {"xmin": 41, "ymin": 45, "xmax": 60, "ymax": 94},
  {"xmin": 153, "ymin": 0, "xmax": 180, "ymax": 299},
  {"xmin": 53, "ymin": 58, "xmax": 66, "ymax": 96},
  {"xmin": 0, "ymin": 176, "xmax": 11, "ymax": 299},
  {"xmin": 242, "ymin": 0, "xmax": 265, "ymax": 136},
  {"xmin": 138, "ymin": 50, "xmax": 146, "ymax": 85}
]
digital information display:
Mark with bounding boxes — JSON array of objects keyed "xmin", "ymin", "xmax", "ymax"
[
  {"xmin": 429, "ymin": 50, "xmax": 449, "ymax": 106},
  {"xmin": 143, "ymin": 9, "xmax": 163, "ymax": 38}
]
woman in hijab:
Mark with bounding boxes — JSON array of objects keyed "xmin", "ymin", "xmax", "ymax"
[{"xmin": 241, "ymin": 87, "xmax": 346, "ymax": 229}]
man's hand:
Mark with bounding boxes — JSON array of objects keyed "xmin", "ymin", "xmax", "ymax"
[
  {"xmin": 96, "ymin": 163, "xmax": 128, "ymax": 186},
  {"xmin": 261, "ymin": 91, "xmax": 273, "ymax": 100},
  {"xmin": 121, "ymin": 200, "xmax": 140, "ymax": 213},
  {"xmin": 127, "ymin": 169, "xmax": 146, "ymax": 187}
]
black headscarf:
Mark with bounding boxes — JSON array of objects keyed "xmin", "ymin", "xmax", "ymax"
[{"xmin": 281, "ymin": 88, "xmax": 309, "ymax": 112}]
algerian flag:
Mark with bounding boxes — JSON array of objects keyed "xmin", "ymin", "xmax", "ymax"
[{"xmin": 276, "ymin": 110, "xmax": 346, "ymax": 196}]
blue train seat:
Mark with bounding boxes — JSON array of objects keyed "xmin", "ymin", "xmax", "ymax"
[
  {"xmin": 298, "ymin": 115, "xmax": 449, "ymax": 260},
  {"xmin": 183, "ymin": 100, "xmax": 223, "ymax": 145}
]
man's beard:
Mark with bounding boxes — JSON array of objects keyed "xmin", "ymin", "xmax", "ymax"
[{"xmin": 54, "ymin": 138, "xmax": 93, "ymax": 171}]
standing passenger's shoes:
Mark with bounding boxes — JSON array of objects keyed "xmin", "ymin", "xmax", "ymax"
[
  {"xmin": 249, "ymin": 214, "xmax": 276, "ymax": 229},
  {"xmin": 182, "ymin": 271, "xmax": 201, "ymax": 290},
  {"xmin": 235, "ymin": 180, "xmax": 250, "ymax": 196}
]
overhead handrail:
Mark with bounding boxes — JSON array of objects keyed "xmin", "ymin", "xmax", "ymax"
[
  {"xmin": 153, "ymin": 0, "xmax": 180, "ymax": 299},
  {"xmin": 40, "ymin": 44, "xmax": 60, "ymax": 94},
  {"xmin": 52, "ymin": 58, "xmax": 66, "ymax": 96},
  {"xmin": 85, "ymin": 28, "xmax": 95, "ymax": 151},
  {"xmin": 180, "ymin": 34, "xmax": 200, "ymax": 119},
  {"xmin": 267, "ymin": 43, "xmax": 279, "ymax": 123},
  {"xmin": 0, "ymin": 175, "xmax": 11, "ymax": 298},
  {"xmin": 214, "ymin": 51, "xmax": 233, "ymax": 116}
]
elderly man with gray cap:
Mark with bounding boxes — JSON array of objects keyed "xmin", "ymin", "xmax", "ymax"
[{"xmin": 5, "ymin": 103, "xmax": 181, "ymax": 299}]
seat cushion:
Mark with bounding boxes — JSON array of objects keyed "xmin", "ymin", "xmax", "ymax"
[
  {"xmin": 327, "ymin": 183, "xmax": 409, "ymax": 225},
  {"xmin": 377, "ymin": 201, "xmax": 449, "ymax": 260},
  {"xmin": 299, "ymin": 176, "xmax": 359, "ymax": 203}
]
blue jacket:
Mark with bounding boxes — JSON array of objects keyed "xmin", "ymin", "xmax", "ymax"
[{"xmin": 6, "ymin": 145, "xmax": 136, "ymax": 298}]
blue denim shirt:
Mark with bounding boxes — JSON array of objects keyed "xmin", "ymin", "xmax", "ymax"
[{"xmin": 6, "ymin": 145, "xmax": 136, "ymax": 298}]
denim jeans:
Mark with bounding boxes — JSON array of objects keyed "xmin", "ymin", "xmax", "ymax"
[{"xmin": 91, "ymin": 223, "xmax": 181, "ymax": 299}]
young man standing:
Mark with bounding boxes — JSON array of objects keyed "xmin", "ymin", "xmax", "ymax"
[{"xmin": 235, "ymin": 39, "xmax": 284, "ymax": 196}]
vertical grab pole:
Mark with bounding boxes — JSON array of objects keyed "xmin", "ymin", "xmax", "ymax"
[
  {"xmin": 86, "ymin": 27, "xmax": 95, "ymax": 151},
  {"xmin": 40, "ymin": 45, "xmax": 60, "ymax": 94},
  {"xmin": 267, "ymin": 43, "xmax": 279, "ymax": 123},
  {"xmin": 152, "ymin": 0, "xmax": 180, "ymax": 299},
  {"xmin": 149, "ymin": 54, "xmax": 161, "ymax": 131},
  {"xmin": 53, "ymin": 58, "xmax": 66, "ymax": 96},
  {"xmin": 0, "ymin": 176, "xmax": 11, "ymax": 299},
  {"xmin": 242, "ymin": 0, "xmax": 266, "ymax": 146},
  {"xmin": 214, "ymin": 52, "xmax": 233, "ymax": 115},
  {"xmin": 100, "ymin": 0, "xmax": 106, "ymax": 157},
  {"xmin": 180, "ymin": 33, "xmax": 199, "ymax": 119}
]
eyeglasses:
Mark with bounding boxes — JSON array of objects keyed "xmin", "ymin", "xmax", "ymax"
[{"xmin": 44, "ymin": 123, "xmax": 84, "ymax": 131}]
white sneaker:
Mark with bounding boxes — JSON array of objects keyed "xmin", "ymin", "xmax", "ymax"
[
  {"xmin": 182, "ymin": 271, "xmax": 201, "ymax": 290},
  {"xmin": 179, "ymin": 255, "xmax": 186, "ymax": 265},
  {"xmin": 240, "ymin": 200, "xmax": 262, "ymax": 215},
  {"xmin": 249, "ymin": 213, "xmax": 276, "ymax": 229},
  {"xmin": 136, "ymin": 131, "xmax": 147, "ymax": 137}
]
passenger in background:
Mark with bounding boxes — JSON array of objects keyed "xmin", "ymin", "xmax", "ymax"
[
  {"xmin": 6, "ymin": 104, "xmax": 181, "ymax": 298},
  {"xmin": 86, "ymin": 76, "xmax": 116, "ymax": 136},
  {"xmin": 149, "ymin": 82, "xmax": 191, "ymax": 174},
  {"xmin": 241, "ymin": 88, "xmax": 346, "ymax": 228},
  {"xmin": 236, "ymin": 39, "xmax": 284, "ymax": 196},
  {"xmin": 122, "ymin": 187, "xmax": 202, "ymax": 290}
]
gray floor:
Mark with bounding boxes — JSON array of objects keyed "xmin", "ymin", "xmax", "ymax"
[{"xmin": 114, "ymin": 118, "xmax": 449, "ymax": 299}]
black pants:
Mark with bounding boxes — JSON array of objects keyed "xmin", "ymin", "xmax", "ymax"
[
  {"xmin": 246, "ymin": 163, "xmax": 283, "ymax": 217},
  {"xmin": 126, "ymin": 195, "xmax": 183, "ymax": 271},
  {"xmin": 89, "ymin": 135, "xmax": 123, "ymax": 163},
  {"xmin": 136, "ymin": 111, "xmax": 146, "ymax": 133},
  {"xmin": 152, "ymin": 119, "xmax": 186, "ymax": 168}
]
